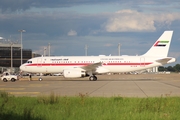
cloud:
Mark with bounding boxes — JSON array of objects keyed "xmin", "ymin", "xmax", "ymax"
[
  {"xmin": 0, "ymin": 0, "xmax": 179, "ymax": 13},
  {"xmin": 0, "ymin": 0, "xmax": 120, "ymax": 12},
  {"xmin": 103, "ymin": 9, "xmax": 180, "ymax": 32},
  {"xmin": 104, "ymin": 10, "xmax": 156, "ymax": 32},
  {"xmin": 0, "ymin": 0, "xmax": 31, "ymax": 13},
  {"xmin": 0, "ymin": 37, "xmax": 4, "ymax": 39},
  {"xmin": 67, "ymin": 29, "xmax": 77, "ymax": 36}
]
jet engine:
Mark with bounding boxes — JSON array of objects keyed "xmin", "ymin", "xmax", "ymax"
[{"xmin": 63, "ymin": 69, "xmax": 86, "ymax": 78}]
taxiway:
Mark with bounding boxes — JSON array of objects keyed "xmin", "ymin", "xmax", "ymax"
[{"xmin": 0, "ymin": 74, "xmax": 180, "ymax": 97}]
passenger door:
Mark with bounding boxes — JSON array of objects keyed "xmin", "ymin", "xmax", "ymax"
[
  {"xmin": 37, "ymin": 58, "xmax": 42, "ymax": 67},
  {"xmin": 140, "ymin": 57, "xmax": 145, "ymax": 67}
]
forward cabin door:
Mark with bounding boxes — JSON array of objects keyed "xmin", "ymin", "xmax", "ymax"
[{"xmin": 37, "ymin": 58, "xmax": 42, "ymax": 67}]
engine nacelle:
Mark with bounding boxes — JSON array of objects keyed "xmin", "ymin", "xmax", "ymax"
[{"xmin": 63, "ymin": 69, "xmax": 86, "ymax": 78}]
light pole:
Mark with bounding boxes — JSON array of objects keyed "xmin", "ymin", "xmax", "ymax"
[
  {"xmin": 44, "ymin": 47, "xmax": 46, "ymax": 56},
  {"xmin": 118, "ymin": 43, "xmax": 121, "ymax": 56},
  {"xmin": 85, "ymin": 45, "xmax": 88, "ymax": 56},
  {"xmin": 48, "ymin": 43, "xmax": 51, "ymax": 56},
  {"xmin": 18, "ymin": 30, "xmax": 25, "ymax": 65},
  {"xmin": 10, "ymin": 42, "xmax": 13, "ymax": 73}
]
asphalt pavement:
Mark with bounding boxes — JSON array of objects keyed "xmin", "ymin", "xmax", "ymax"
[{"xmin": 0, "ymin": 74, "xmax": 180, "ymax": 97}]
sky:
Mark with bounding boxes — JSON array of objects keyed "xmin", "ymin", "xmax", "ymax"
[{"xmin": 0, "ymin": 0, "xmax": 180, "ymax": 65}]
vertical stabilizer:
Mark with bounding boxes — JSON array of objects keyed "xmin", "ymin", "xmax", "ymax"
[{"xmin": 142, "ymin": 31, "xmax": 173, "ymax": 57}]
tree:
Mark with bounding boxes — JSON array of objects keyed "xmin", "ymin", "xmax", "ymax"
[
  {"xmin": 158, "ymin": 66, "xmax": 165, "ymax": 71},
  {"xmin": 158, "ymin": 64, "xmax": 180, "ymax": 72},
  {"xmin": 167, "ymin": 66, "xmax": 174, "ymax": 72},
  {"xmin": 173, "ymin": 64, "xmax": 180, "ymax": 72}
]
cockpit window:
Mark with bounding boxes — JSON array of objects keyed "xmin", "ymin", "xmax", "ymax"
[{"xmin": 27, "ymin": 61, "xmax": 32, "ymax": 63}]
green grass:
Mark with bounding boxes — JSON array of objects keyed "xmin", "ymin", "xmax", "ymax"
[{"xmin": 0, "ymin": 91, "xmax": 180, "ymax": 120}]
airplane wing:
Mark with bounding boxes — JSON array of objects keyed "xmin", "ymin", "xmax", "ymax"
[
  {"xmin": 81, "ymin": 62, "xmax": 102, "ymax": 73},
  {"xmin": 156, "ymin": 57, "xmax": 174, "ymax": 64}
]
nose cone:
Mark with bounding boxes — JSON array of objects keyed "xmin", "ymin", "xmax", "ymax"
[{"xmin": 20, "ymin": 64, "xmax": 25, "ymax": 71}]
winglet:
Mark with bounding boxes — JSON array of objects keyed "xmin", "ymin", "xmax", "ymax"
[{"xmin": 142, "ymin": 31, "xmax": 173, "ymax": 57}]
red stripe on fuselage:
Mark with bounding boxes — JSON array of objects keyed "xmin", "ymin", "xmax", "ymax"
[{"xmin": 25, "ymin": 62, "xmax": 153, "ymax": 66}]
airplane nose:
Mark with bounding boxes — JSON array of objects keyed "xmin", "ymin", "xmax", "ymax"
[{"xmin": 20, "ymin": 64, "xmax": 25, "ymax": 71}]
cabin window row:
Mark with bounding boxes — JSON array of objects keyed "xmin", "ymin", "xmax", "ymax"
[{"xmin": 51, "ymin": 61, "xmax": 131, "ymax": 63}]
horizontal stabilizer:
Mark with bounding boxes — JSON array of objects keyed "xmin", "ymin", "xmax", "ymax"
[{"xmin": 156, "ymin": 57, "xmax": 176, "ymax": 65}]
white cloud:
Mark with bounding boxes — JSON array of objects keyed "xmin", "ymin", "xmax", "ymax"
[
  {"xmin": 103, "ymin": 9, "xmax": 180, "ymax": 32},
  {"xmin": 67, "ymin": 29, "xmax": 77, "ymax": 36},
  {"xmin": 0, "ymin": 37, "xmax": 4, "ymax": 39}
]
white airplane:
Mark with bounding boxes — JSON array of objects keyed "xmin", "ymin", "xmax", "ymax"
[{"xmin": 20, "ymin": 31, "xmax": 176, "ymax": 81}]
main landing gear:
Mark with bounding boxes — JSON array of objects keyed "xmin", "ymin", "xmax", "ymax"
[
  {"xmin": 89, "ymin": 75, "xmax": 97, "ymax": 81},
  {"xmin": 39, "ymin": 77, "xmax": 43, "ymax": 81}
]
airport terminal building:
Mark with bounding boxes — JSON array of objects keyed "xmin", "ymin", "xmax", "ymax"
[{"xmin": 0, "ymin": 42, "xmax": 32, "ymax": 68}]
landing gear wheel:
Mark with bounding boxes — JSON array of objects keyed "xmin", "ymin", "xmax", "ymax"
[
  {"xmin": 39, "ymin": 78, "xmax": 43, "ymax": 81},
  {"xmin": 94, "ymin": 76, "xmax": 97, "ymax": 80},
  {"xmin": 89, "ymin": 76, "xmax": 97, "ymax": 81},
  {"xmin": 89, "ymin": 76, "xmax": 93, "ymax": 81}
]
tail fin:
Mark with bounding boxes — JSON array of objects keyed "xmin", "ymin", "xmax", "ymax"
[{"xmin": 142, "ymin": 31, "xmax": 173, "ymax": 57}]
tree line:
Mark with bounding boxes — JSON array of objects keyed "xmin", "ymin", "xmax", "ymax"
[{"xmin": 158, "ymin": 64, "xmax": 180, "ymax": 72}]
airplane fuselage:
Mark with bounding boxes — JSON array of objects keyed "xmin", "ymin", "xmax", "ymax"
[{"xmin": 20, "ymin": 56, "xmax": 164, "ymax": 73}]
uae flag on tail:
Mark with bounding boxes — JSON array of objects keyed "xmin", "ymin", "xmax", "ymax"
[{"xmin": 154, "ymin": 40, "xmax": 169, "ymax": 47}]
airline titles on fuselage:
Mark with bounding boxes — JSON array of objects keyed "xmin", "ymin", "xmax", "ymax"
[
  {"xmin": 48, "ymin": 57, "xmax": 139, "ymax": 67},
  {"xmin": 51, "ymin": 58, "xmax": 69, "ymax": 61},
  {"xmin": 50, "ymin": 58, "xmax": 124, "ymax": 61}
]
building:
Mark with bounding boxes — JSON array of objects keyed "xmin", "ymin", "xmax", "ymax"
[{"xmin": 0, "ymin": 42, "xmax": 32, "ymax": 68}]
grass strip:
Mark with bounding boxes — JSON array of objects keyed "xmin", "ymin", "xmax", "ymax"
[{"xmin": 0, "ymin": 91, "xmax": 180, "ymax": 120}]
